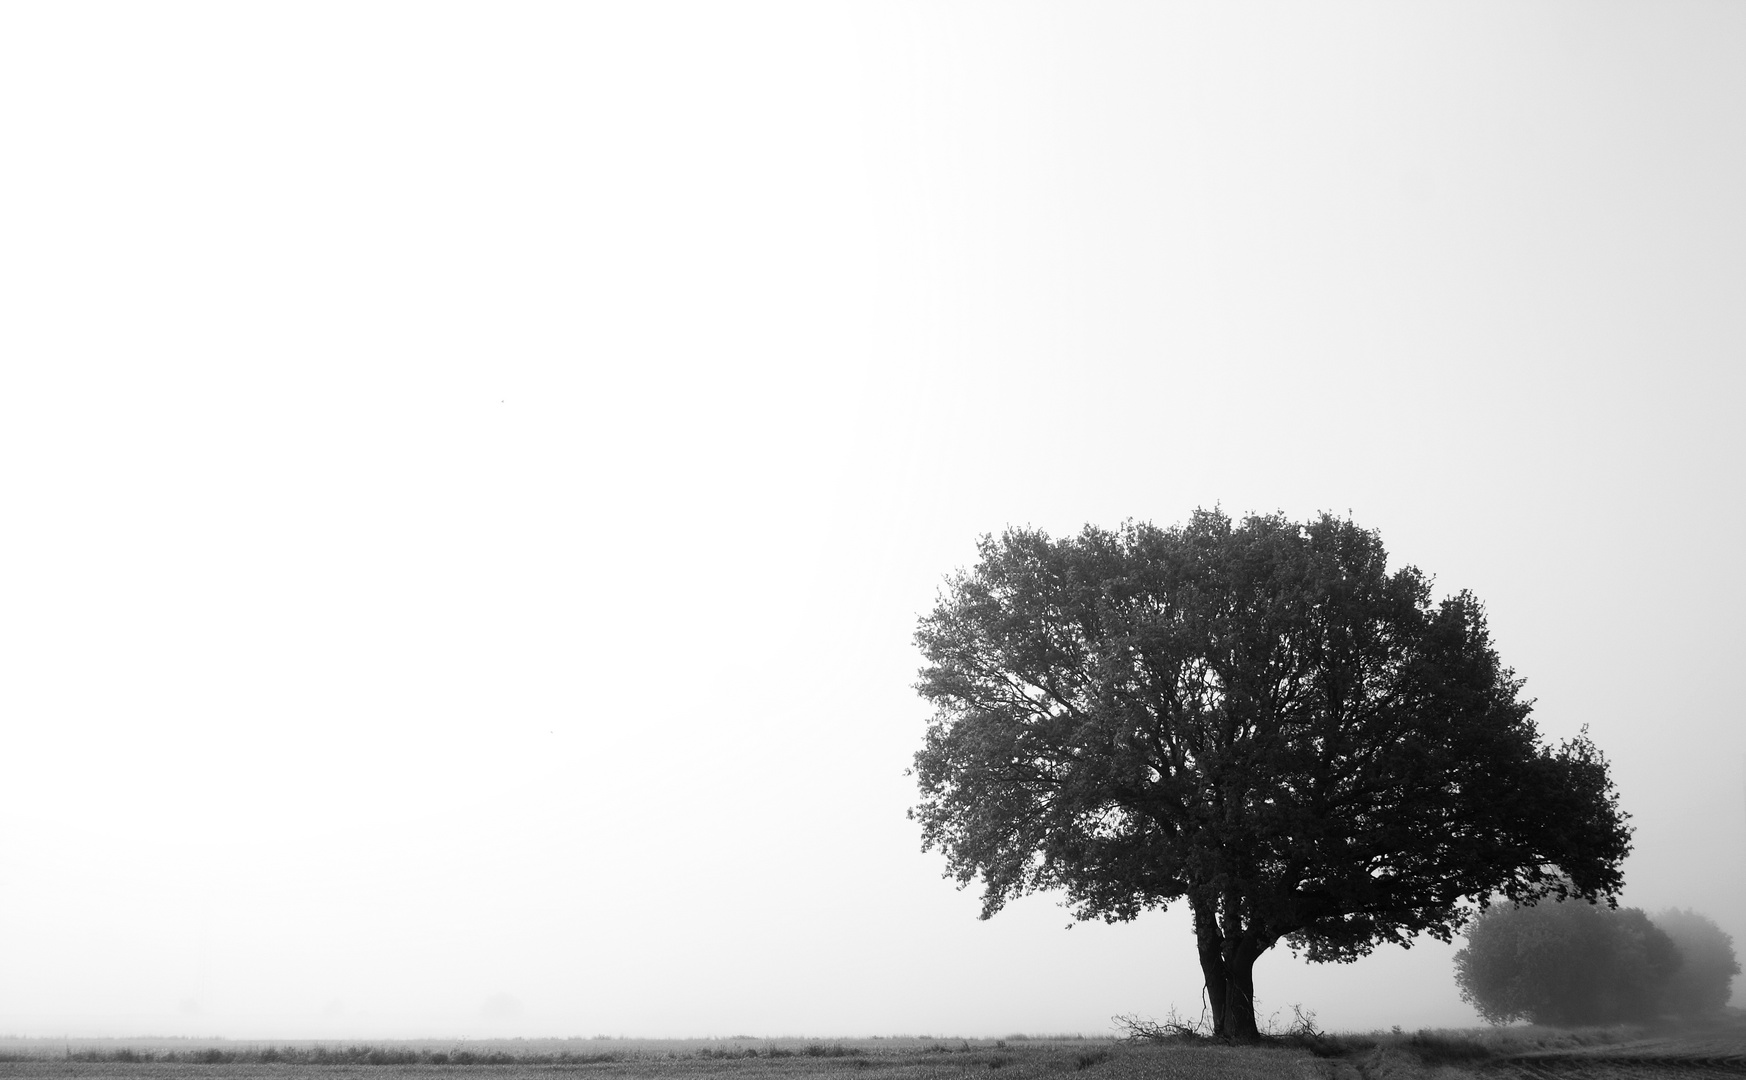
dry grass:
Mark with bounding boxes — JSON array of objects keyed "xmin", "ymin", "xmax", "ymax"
[
  {"xmin": 0, "ymin": 1037, "xmax": 1314, "ymax": 1080},
  {"xmin": 2, "ymin": 1020, "xmax": 1741, "ymax": 1080},
  {"xmin": 1294, "ymin": 1016, "xmax": 1746, "ymax": 1079}
]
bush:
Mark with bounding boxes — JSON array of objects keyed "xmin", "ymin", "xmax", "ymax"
[
  {"xmin": 1454, "ymin": 900, "xmax": 1681, "ymax": 1025},
  {"xmin": 1654, "ymin": 908, "xmax": 1741, "ymax": 1018}
]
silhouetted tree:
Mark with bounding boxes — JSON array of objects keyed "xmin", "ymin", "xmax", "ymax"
[
  {"xmin": 1654, "ymin": 908, "xmax": 1740, "ymax": 1018},
  {"xmin": 911, "ymin": 510, "xmax": 1632, "ymax": 1039},
  {"xmin": 1454, "ymin": 900, "xmax": 1681, "ymax": 1025}
]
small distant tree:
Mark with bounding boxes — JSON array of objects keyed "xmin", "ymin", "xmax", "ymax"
[
  {"xmin": 1454, "ymin": 900, "xmax": 1682, "ymax": 1026},
  {"xmin": 1654, "ymin": 908, "xmax": 1740, "ymax": 1018}
]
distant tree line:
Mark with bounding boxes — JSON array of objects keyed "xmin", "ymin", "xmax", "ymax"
[{"xmin": 1455, "ymin": 902, "xmax": 1739, "ymax": 1026}]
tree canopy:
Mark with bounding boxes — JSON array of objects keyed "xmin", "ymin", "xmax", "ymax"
[
  {"xmin": 1652, "ymin": 909, "xmax": 1740, "ymax": 1018},
  {"xmin": 1454, "ymin": 901, "xmax": 1681, "ymax": 1025},
  {"xmin": 911, "ymin": 510, "xmax": 1632, "ymax": 1038},
  {"xmin": 1453, "ymin": 902, "xmax": 1739, "ymax": 1025}
]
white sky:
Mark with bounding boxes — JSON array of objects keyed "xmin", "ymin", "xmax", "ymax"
[{"xmin": 2, "ymin": 1, "xmax": 1742, "ymax": 1039}]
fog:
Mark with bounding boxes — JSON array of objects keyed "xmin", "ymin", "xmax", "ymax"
[{"xmin": 2, "ymin": 2, "xmax": 1742, "ymax": 1039}]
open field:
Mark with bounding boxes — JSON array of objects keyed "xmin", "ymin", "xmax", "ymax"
[
  {"xmin": 1286, "ymin": 1021, "xmax": 1746, "ymax": 1079},
  {"xmin": 1473, "ymin": 1031, "xmax": 1746, "ymax": 1079},
  {"xmin": 0, "ymin": 1038, "xmax": 1315, "ymax": 1080},
  {"xmin": 0, "ymin": 1022, "xmax": 1742, "ymax": 1080}
]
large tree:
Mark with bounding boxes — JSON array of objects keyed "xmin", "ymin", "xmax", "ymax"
[{"xmin": 910, "ymin": 510, "xmax": 1632, "ymax": 1038}]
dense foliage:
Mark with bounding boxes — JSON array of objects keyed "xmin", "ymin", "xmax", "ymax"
[
  {"xmin": 1454, "ymin": 902, "xmax": 1738, "ymax": 1025},
  {"xmin": 912, "ymin": 510, "xmax": 1633, "ymax": 1038},
  {"xmin": 1655, "ymin": 908, "xmax": 1742, "ymax": 1017},
  {"xmin": 1454, "ymin": 901, "xmax": 1679, "ymax": 1025}
]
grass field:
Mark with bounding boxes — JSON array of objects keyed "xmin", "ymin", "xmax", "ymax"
[
  {"xmin": 0, "ymin": 1020, "xmax": 1742, "ymax": 1080},
  {"xmin": 0, "ymin": 1037, "xmax": 1314, "ymax": 1080}
]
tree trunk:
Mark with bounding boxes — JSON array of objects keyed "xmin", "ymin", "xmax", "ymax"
[
  {"xmin": 1193, "ymin": 900, "xmax": 1261, "ymax": 1040},
  {"xmin": 1197, "ymin": 940, "xmax": 1260, "ymax": 1038}
]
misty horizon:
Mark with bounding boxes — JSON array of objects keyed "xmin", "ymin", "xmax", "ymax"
[{"xmin": 2, "ymin": 1, "xmax": 1742, "ymax": 1041}]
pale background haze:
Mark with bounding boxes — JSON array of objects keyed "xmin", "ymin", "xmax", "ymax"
[{"xmin": 2, "ymin": 1, "xmax": 1742, "ymax": 1039}]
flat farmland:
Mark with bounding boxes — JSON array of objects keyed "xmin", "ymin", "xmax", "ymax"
[
  {"xmin": 0, "ymin": 1039, "xmax": 1313, "ymax": 1080},
  {"xmin": 4, "ymin": 1025, "xmax": 1745, "ymax": 1080},
  {"xmin": 1477, "ymin": 1031, "xmax": 1746, "ymax": 1078},
  {"xmin": 1311, "ymin": 1024, "xmax": 1746, "ymax": 1078}
]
